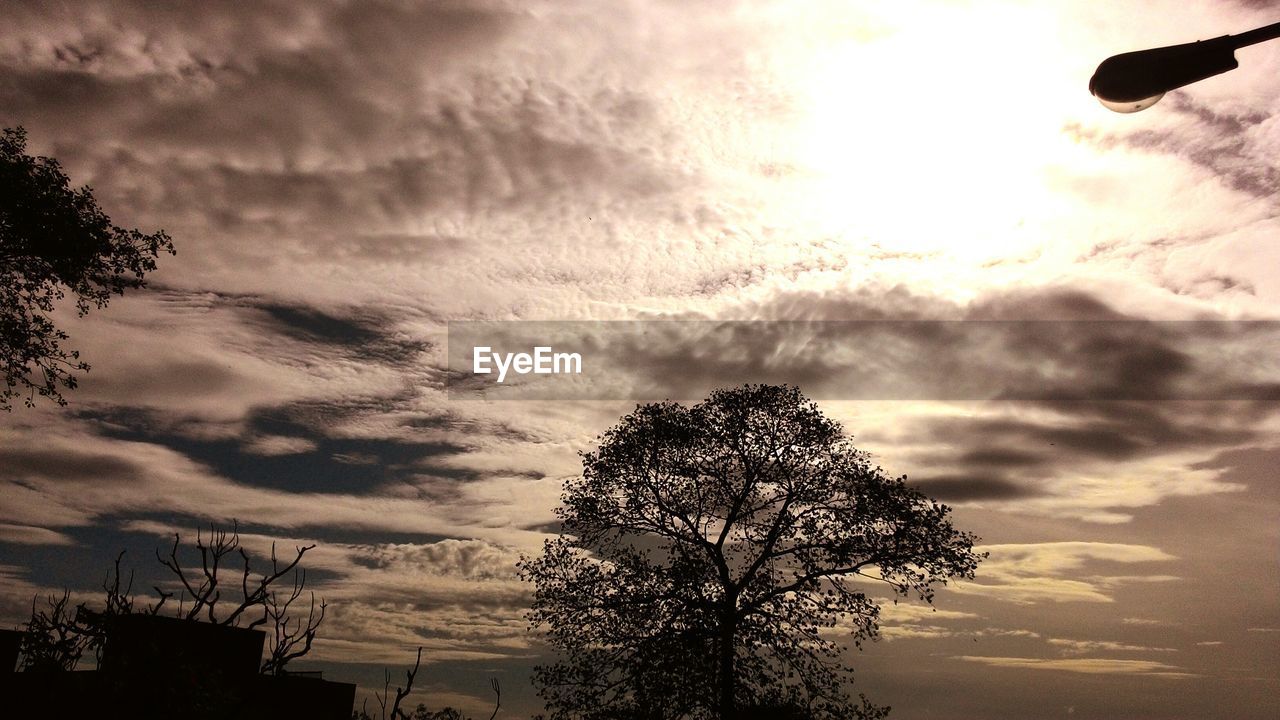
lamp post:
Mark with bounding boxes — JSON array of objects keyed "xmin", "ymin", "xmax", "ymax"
[{"xmin": 1090, "ymin": 20, "xmax": 1280, "ymax": 112}]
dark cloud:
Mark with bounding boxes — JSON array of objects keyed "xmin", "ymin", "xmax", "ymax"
[
  {"xmin": 965, "ymin": 289, "xmax": 1131, "ymax": 321},
  {"xmin": 73, "ymin": 398, "xmax": 481, "ymax": 496},
  {"xmin": 446, "ymin": 288, "xmax": 1279, "ymax": 525},
  {"xmin": 256, "ymin": 303, "xmax": 384, "ymax": 345},
  {"xmin": 448, "ymin": 289, "xmax": 1280, "ymax": 403},
  {"xmin": 957, "ymin": 449, "xmax": 1047, "ymax": 468},
  {"xmin": 247, "ymin": 302, "xmax": 430, "ymax": 366},
  {"xmin": 910, "ymin": 475, "xmax": 1040, "ymax": 502},
  {"xmin": 0, "ymin": 448, "xmax": 143, "ymax": 484},
  {"xmin": 520, "ymin": 521, "xmax": 563, "ymax": 534},
  {"xmin": 922, "ymin": 400, "xmax": 1263, "ymax": 467}
]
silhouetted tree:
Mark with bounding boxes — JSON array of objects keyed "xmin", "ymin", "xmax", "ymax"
[
  {"xmin": 1, "ymin": 126, "xmax": 174, "ymax": 410},
  {"xmin": 17, "ymin": 522, "xmax": 325, "ymax": 675},
  {"xmin": 17, "ymin": 590, "xmax": 87, "ymax": 672},
  {"xmin": 519, "ymin": 385, "xmax": 984, "ymax": 720},
  {"xmin": 18, "ymin": 552, "xmax": 146, "ymax": 671},
  {"xmin": 153, "ymin": 521, "xmax": 324, "ymax": 675}
]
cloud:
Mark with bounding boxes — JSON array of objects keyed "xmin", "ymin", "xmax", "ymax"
[
  {"xmin": 910, "ymin": 476, "xmax": 1040, "ymax": 502},
  {"xmin": 861, "ymin": 600, "xmax": 1041, "ymax": 644},
  {"xmin": 880, "ymin": 624, "xmax": 956, "ymax": 640},
  {"xmin": 1048, "ymin": 639, "xmax": 1177, "ymax": 655},
  {"xmin": 0, "ymin": 564, "xmax": 49, "ymax": 626},
  {"xmin": 242, "ymin": 434, "xmax": 318, "ymax": 456},
  {"xmin": 0, "ymin": 428, "xmax": 551, "ymax": 551},
  {"xmin": 443, "ymin": 287, "xmax": 1276, "ymax": 523},
  {"xmin": 351, "ymin": 539, "xmax": 519, "ymax": 581},
  {"xmin": 42, "ymin": 291, "xmax": 411, "ymax": 426},
  {"xmin": 1071, "ymin": 93, "xmax": 1277, "ymax": 201},
  {"xmin": 953, "ymin": 543, "xmax": 1178, "ymax": 604},
  {"xmin": 0, "ymin": 446, "xmax": 146, "ymax": 483},
  {"xmin": 0, "ymin": 524, "xmax": 76, "ymax": 546},
  {"xmin": 954, "ymin": 656, "xmax": 1197, "ymax": 678},
  {"xmin": 833, "ymin": 599, "xmax": 982, "ymax": 641},
  {"xmin": 447, "ymin": 293, "xmax": 1280, "ymax": 404},
  {"xmin": 297, "ymin": 538, "xmax": 533, "ymax": 665},
  {"xmin": 876, "ymin": 601, "xmax": 980, "ymax": 625}
]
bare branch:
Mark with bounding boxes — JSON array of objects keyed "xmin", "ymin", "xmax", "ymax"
[
  {"xmin": 148, "ymin": 521, "xmax": 326, "ymax": 672},
  {"xmin": 390, "ymin": 647, "xmax": 423, "ymax": 720},
  {"xmin": 260, "ymin": 580, "xmax": 327, "ymax": 676},
  {"xmin": 488, "ymin": 677, "xmax": 502, "ymax": 720}
]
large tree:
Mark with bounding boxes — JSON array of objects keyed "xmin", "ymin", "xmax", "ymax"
[
  {"xmin": 519, "ymin": 385, "xmax": 983, "ymax": 720},
  {"xmin": 1, "ymin": 126, "xmax": 174, "ymax": 410}
]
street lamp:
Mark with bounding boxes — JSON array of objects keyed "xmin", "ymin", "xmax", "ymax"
[{"xmin": 1090, "ymin": 20, "xmax": 1280, "ymax": 112}]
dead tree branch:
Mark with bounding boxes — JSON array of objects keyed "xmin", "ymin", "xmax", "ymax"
[
  {"xmin": 260, "ymin": 570, "xmax": 327, "ymax": 675},
  {"xmin": 374, "ymin": 647, "xmax": 423, "ymax": 720},
  {"xmin": 153, "ymin": 520, "xmax": 316, "ymax": 631}
]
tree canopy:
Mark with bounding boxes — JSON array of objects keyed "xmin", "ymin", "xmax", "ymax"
[
  {"xmin": 1, "ymin": 126, "xmax": 174, "ymax": 410},
  {"xmin": 519, "ymin": 385, "xmax": 984, "ymax": 720}
]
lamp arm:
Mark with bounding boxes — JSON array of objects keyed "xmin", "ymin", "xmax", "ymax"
[{"xmin": 1230, "ymin": 21, "xmax": 1280, "ymax": 50}]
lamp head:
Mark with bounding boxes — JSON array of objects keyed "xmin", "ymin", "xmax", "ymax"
[{"xmin": 1090, "ymin": 35, "xmax": 1239, "ymax": 112}]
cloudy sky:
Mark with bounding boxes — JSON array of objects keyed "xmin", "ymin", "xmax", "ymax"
[{"xmin": 2, "ymin": 0, "xmax": 1279, "ymax": 717}]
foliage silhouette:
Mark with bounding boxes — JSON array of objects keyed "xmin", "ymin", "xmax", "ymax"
[
  {"xmin": 519, "ymin": 385, "xmax": 984, "ymax": 720},
  {"xmin": 1, "ymin": 126, "xmax": 174, "ymax": 410}
]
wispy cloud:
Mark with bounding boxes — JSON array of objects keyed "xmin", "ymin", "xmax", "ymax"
[
  {"xmin": 1048, "ymin": 639, "xmax": 1178, "ymax": 655},
  {"xmin": 954, "ymin": 656, "xmax": 1198, "ymax": 679}
]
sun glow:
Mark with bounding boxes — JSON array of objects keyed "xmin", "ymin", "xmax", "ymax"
[{"xmin": 785, "ymin": 4, "xmax": 1084, "ymax": 265}]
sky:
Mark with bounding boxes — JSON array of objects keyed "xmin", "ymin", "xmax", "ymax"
[{"xmin": 1, "ymin": 0, "xmax": 1279, "ymax": 717}]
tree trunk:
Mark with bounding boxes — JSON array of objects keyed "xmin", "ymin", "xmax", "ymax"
[{"xmin": 717, "ymin": 604, "xmax": 737, "ymax": 720}]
